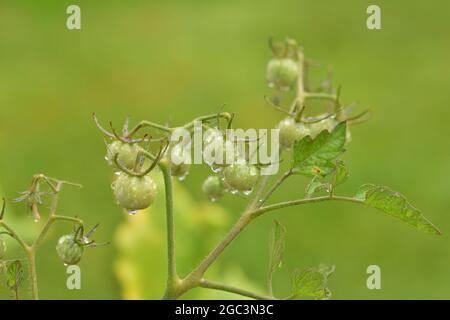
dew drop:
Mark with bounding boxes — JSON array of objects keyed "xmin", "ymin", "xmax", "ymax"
[
  {"xmin": 63, "ymin": 263, "xmax": 68, "ymax": 267},
  {"xmin": 243, "ymin": 189, "xmax": 253, "ymax": 196},
  {"xmin": 177, "ymin": 173, "xmax": 188, "ymax": 181},
  {"xmin": 127, "ymin": 210, "xmax": 138, "ymax": 216},
  {"xmin": 229, "ymin": 189, "xmax": 238, "ymax": 195}
]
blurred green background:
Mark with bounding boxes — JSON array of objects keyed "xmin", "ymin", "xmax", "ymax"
[{"xmin": 0, "ymin": 0, "xmax": 449, "ymax": 299}]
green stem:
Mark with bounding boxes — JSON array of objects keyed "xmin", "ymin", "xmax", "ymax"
[
  {"xmin": 183, "ymin": 112, "xmax": 232, "ymax": 130},
  {"xmin": 26, "ymin": 250, "xmax": 38, "ymax": 300},
  {"xmin": 246, "ymin": 175, "xmax": 269, "ymax": 211},
  {"xmin": 32, "ymin": 215, "xmax": 83, "ymax": 250},
  {"xmin": 0, "ymin": 221, "xmax": 30, "ymax": 252},
  {"xmin": 259, "ymin": 169, "xmax": 292, "ymax": 206},
  {"xmin": 291, "ymin": 50, "xmax": 305, "ymax": 115},
  {"xmin": 199, "ymin": 279, "xmax": 275, "ymax": 300},
  {"xmin": 160, "ymin": 161, "xmax": 178, "ymax": 298},
  {"xmin": 304, "ymin": 92, "xmax": 337, "ymax": 101},
  {"xmin": 127, "ymin": 120, "xmax": 172, "ymax": 138},
  {"xmin": 251, "ymin": 195, "xmax": 363, "ymax": 218}
]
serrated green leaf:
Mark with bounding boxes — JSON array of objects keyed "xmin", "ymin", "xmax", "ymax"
[
  {"xmin": 333, "ymin": 160, "xmax": 349, "ymax": 187},
  {"xmin": 305, "ymin": 176, "xmax": 329, "ymax": 198},
  {"xmin": 356, "ymin": 184, "xmax": 441, "ymax": 235},
  {"xmin": 291, "ymin": 264, "xmax": 335, "ymax": 300},
  {"xmin": 268, "ymin": 221, "xmax": 286, "ymax": 281},
  {"xmin": 293, "ymin": 122, "xmax": 347, "ymax": 177}
]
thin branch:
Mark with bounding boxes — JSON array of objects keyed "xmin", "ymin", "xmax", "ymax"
[
  {"xmin": 304, "ymin": 92, "xmax": 337, "ymax": 101},
  {"xmin": 259, "ymin": 169, "xmax": 293, "ymax": 206},
  {"xmin": 183, "ymin": 112, "xmax": 232, "ymax": 130},
  {"xmin": 0, "ymin": 221, "xmax": 30, "ymax": 252},
  {"xmin": 199, "ymin": 279, "xmax": 275, "ymax": 300},
  {"xmin": 126, "ymin": 120, "xmax": 172, "ymax": 139},
  {"xmin": 160, "ymin": 162, "xmax": 178, "ymax": 292},
  {"xmin": 251, "ymin": 195, "xmax": 363, "ymax": 218}
]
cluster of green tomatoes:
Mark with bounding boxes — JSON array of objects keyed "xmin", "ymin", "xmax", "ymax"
[
  {"xmin": 94, "ymin": 38, "xmax": 358, "ymax": 215},
  {"xmin": 102, "ymin": 133, "xmax": 262, "ymax": 212}
]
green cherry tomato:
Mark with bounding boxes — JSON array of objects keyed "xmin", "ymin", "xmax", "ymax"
[
  {"xmin": 223, "ymin": 163, "xmax": 259, "ymax": 193},
  {"xmin": 56, "ymin": 234, "xmax": 84, "ymax": 266},
  {"xmin": 112, "ymin": 173, "xmax": 157, "ymax": 212},
  {"xmin": 267, "ymin": 58, "xmax": 299, "ymax": 90},
  {"xmin": 0, "ymin": 237, "xmax": 6, "ymax": 259},
  {"xmin": 203, "ymin": 129, "xmax": 228, "ymax": 166},
  {"xmin": 106, "ymin": 141, "xmax": 140, "ymax": 169},
  {"xmin": 277, "ymin": 117, "xmax": 310, "ymax": 150},
  {"xmin": 307, "ymin": 117, "xmax": 337, "ymax": 138},
  {"xmin": 170, "ymin": 145, "xmax": 191, "ymax": 179},
  {"xmin": 202, "ymin": 175, "xmax": 225, "ymax": 201}
]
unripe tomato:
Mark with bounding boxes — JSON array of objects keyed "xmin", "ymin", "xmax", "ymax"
[
  {"xmin": 169, "ymin": 145, "xmax": 191, "ymax": 179},
  {"xmin": 112, "ymin": 173, "xmax": 157, "ymax": 211},
  {"xmin": 307, "ymin": 117, "xmax": 337, "ymax": 138},
  {"xmin": 56, "ymin": 234, "xmax": 84, "ymax": 265},
  {"xmin": 0, "ymin": 237, "xmax": 6, "ymax": 259},
  {"xmin": 267, "ymin": 58, "xmax": 299, "ymax": 90},
  {"xmin": 277, "ymin": 117, "xmax": 310, "ymax": 150},
  {"xmin": 171, "ymin": 162, "xmax": 190, "ymax": 179},
  {"xmin": 106, "ymin": 141, "xmax": 139, "ymax": 169},
  {"xmin": 223, "ymin": 163, "xmax": 259, "ymax": 192},
  {"xmin": 202, "ymin": 175, "xmax": 225, "ymax": 201},
  {"xmin": 203, "ymin": 129, "xmax": 235, "ymax": 168}
]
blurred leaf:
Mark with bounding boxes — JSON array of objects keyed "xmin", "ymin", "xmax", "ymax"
[
  {"xmin": 267, "ymin": 221, "xmax": 286, "ymax": 286},
  {"xmin": 291, "ymin": 264, "xmax": 334, "ymax": 300},
  {"xmin": 332, "ymin": 160, "xmax": 349, "ymax": 188},
  {"xmin": 114, "ymin": 174, "xmax": 261, "ymax": 299},
  {"xmin": 355, "ymin": 184, "xmax": 441, "ymax": 235},
  {"xmin": 293, "ymin": 122, "xmax": 346, "ymax": 177}
]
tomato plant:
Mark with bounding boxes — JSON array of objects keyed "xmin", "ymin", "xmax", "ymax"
[{"xmin": 91, "ymin": 37, "xmax": 440, "ymax": 300}]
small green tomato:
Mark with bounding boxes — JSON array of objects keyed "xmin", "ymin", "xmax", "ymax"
[
  {"xmin": 277, "ymin": 117, "xmax": 310, "ymax": 150},
  {"xmin": 223, "ymin": 163, "xmax": 259, "ymax": 192},
  {"xmin": 308, "ymin": 117, "xmax": 337, "ymax": 138},
  {"xmin": 0, "ymin": 237, "xmax": 6, "ymax": 259},
  {"xmin": 106, "ymin": 141, "xmax": 139, "ymax": 169},
  {"xmin": 170, "ymin": 145, "xmax": 191, "ymax": 179},
  {"xmin": 112, "ymin": 173, "xmax": 157, "ymax": 212},
  {"xmin": 267, "ymin": 58, "xmax": 299, "ymax": 90},
  {"xmin": 56, "ymin": 234, "xmax": 84, "ymax": 266},
  {"xmin": 202, "ymin": 175, "xmax": 225, "ymax": 201}
]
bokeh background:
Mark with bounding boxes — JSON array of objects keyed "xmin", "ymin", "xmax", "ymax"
[{"xmin": 0, "ymin": 0, "xmax": 449, "ymax": 299}]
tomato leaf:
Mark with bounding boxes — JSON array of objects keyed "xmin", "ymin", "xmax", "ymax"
[
  {"xmin": 332, "ymin": 160, "xmax": 349, "ymax": 187},
  {"xmin": 355, "ymin": 184, "xmax": 441, "ymax": 235},
  {"xmin": 293, "ymin": 122, "xmax": 347, "ymax": 177},
  {"xmin": 291, "ymin": 264, "xmax": 335, "ymax": 300}
]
